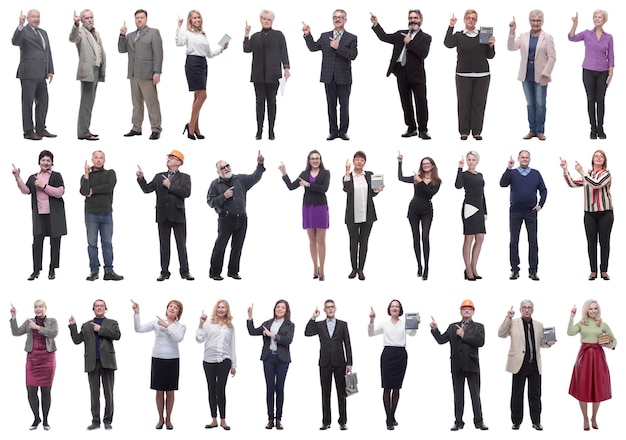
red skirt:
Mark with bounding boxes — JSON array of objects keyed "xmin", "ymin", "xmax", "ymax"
[
  {"xmin": 26, "ymin": 348, "xmax": 56, "ymax": 387},
  {"xmin": 569, "ymin": 343, "xmax": 612, "ymax": 402}
]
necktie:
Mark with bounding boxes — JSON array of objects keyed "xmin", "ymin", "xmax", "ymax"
[
  {"xmin": 333, "ymin": 31, "xmax": 342, "ymax": 42},
  {"xmin": 527, "ymin": 322, "xmax": 535, "ymax": 362},
  {"xmin": 35, "ymin": 28, "xmax": 46, "ymax": 50},
  {"xmin": 400, "ymin": 31, "xmax": 413, "ymax": 66},
  {"xmin": 90, "ymin": 28, "xmax": 98, "ymax": 42}
]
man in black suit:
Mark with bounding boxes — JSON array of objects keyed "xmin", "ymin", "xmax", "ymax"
[
  {"xmin": 137, "ymin": 150, "xmax": 193, "ymax": 281},
  {"xmin": 431, "ymin": 299, "xmax": 488, "ymax": 431},
  {"xmin": 305, "ymin": 300, "xmax": 353, "ymax": 431},
  {"xmin": 69, "ymin": 299, "xmax": 121, "ymax": 430},
  {"xmin": 371, "ymin": 10, "xmax": 432, "ymax": 140},
  {"xmin": 303, "ymin": 10, "xmax": 358, "ymax": 141},
  {"xmin": 12, "ymin": 9, "xmax": 56, "ymax": 140}
]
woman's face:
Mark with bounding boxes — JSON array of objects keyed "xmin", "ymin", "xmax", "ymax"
[
  {"xmin": 529, "ymin": 15, "xmax": 543, "ymax": 33},
  {"xmin": 593, "ymin": 13, "xmax": 606, "ymax": 27},
  {"xmin": 216, "ymin": 302, "xmax": 228, "ymax": 318},
  {"xmin": 166, "ymin": 303, "xmax": 180, "ymax": 320},
  {"xmin": 389, "ymin": 301, "xmax": 401, "ymax": 318},
  {"xmin": 39, "ymin": 156, "xmax": 52, "ymax": 171},
  {"xmin": 34, "ymin": 303, "xmax": 46, "ymax": 317},
  {"xmin": 260, "ymin": 15, "xmax": 273, "ymax": 29},
  {"xmin": 274, "ymin": 302, "xmax": 287, "ymax": 319},
  {"xmin": 587, "ymin": 302, "xmax": 599, "ymax": 319},
  {"xmin": 421, "ymin": 159, "xmax": 433, "ymax": 174},
  {"xmin": 593, "ymin": 152, "xmax": 605, "ymax": 168},
  {"xmin": 464, "ymin": 13, "xmax": 477, "ymax": 30},
  {"xmin": 466, "ymin": 154, "xmax": 478, "ymax": 168},
  {"xmin": 309, "ymin": 153, "xmax": 321, "ymax": 169},
  {"xmin": 190, "ymin": 13, "xmax": 202, "ymax": 29},
  {"xmin": 353, "ymin": 156, "xmax": 366, "ymax": 170}
]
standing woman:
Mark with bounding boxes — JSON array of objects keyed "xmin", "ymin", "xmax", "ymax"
[
  {"xmin": 444, "ymin": 10, "xmax": 495, "ymax": 140},
  {"xmin": 343, "ymin": 151, "xmax": 383, "ymax": 281},
  {"xmin": 176, "ymin": 10, "xmax": 228, "ymax": 140},
  {"xmin": 568, "ymin": 300, "xmax": 616, "ymax": 430},
  {"xmin": 10, "ymin": 300, "xmax": 58, "ymax": 430},
  {"xmin": 243, "ymin": 10, "xmax": 290, "ymax": 140},
  {"xmin": 568, "ymin": 10, "xmax": 614, "ymax": 139},
  {"xmin": 132, "ymin": 300, "xmax": 186, "ymax": 430},
  {"xmin": 12, "ymin": 150, "xmax": 66, "ymax": 281},
  {"xmin": 279, "ymin": 150, "xmax": 330, "ymax": 280},
  {"xmin": 247, "ymin": 300, "xmax": 294, "ymax": 430},
  {"xmin": 560, "ymin": 151, "xmax": 613, "ymax": 280},
  {"xmin": 368, "ymin": 300, "xmax": 418, "ymax": 430},
  {"xmin": 196, "ymin": 300, "xmax": 236, "ymax": 430},
  {"xmin": 398, "ymin": 152, "xmax": 441, "ymax": 280},
  {"xmin": 455, "ymin": 151, "xmax": 487, "ymax": 281}
]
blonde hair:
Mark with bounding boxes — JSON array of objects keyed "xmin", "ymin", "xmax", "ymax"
[
  {"xmin": 580, "ymin": 299, "xmax": 602, "ymax": 327},
  {"xmin": 187, "ymin": 10, "xmax": 204, "ymax": 33},
  {"xmin": 593, "ymin": 9, "xmax": 608, "ymax": 22},
  {"xmin": 260, "ymin": 9, "xmax": 275, "ymax": 21},
  {"xmin": 467, "ymin": 150, "xmax": 480, "ymax": 163},
  {"xmin": 211, "ymin": 299, "xmax": 233, "ymax": 327},
  {"xmin": 464, "ymin": 9, "xmax": 478, "ymax": 20},
  {"xmin": 34, "ymin": 299, "xmax": 47, "ymax": 311}
]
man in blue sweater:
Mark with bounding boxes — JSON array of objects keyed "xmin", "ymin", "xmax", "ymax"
[{"xmin": 499, "ymin": 151, "xmax": 547, "ymax": 280}]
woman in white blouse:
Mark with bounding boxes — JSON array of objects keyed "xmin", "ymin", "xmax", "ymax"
[
  {"xmin": 196, "ymin": 299, "xmax": 236, "ymax": 430},
  {"xmin": 176, "ymin": 10, "xmax": 228, "ymax": 140},
  {"xmin": 133, "ymin": 300, "xmax": 186, "ymax": 430},
  {"xmin": 368, "ymin": 300, "xmax": 418, "ymax": 430}
]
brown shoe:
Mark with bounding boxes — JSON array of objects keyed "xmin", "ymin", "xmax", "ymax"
[
  {"xmin": 523, "ymin": 132, "xmax": 537, "ymax": 140},
  {"xmin": 537, "ymin": 133, "xmax": 546, "ymax": 141}
]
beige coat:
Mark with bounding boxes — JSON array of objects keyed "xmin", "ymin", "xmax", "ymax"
[
  {"xmin": 69, "ymin": 24, "xmax": 106, "ymax": 82},
  {"xmin": 508, "ymin": 30, "xmax": 556, "ymax": 83},
  {"xmin": 498, "ymin": 317, "xmax": 549, "ymax": 374}
]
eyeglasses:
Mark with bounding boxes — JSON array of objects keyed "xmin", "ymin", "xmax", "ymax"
[
  {"xmin": 333, "ymin": 16, "xmax": 345, "ymax": 20},
  {"xmin": 521, "ymin": 306, "xmax": 533, "ymax": 310},
  {"xmin": 529, "ymin": 20, "xmax": 543, "ymax": 23},
  {"xmin": 219, "ymin": 164, "xmax": 230, "ymax": 171},
  {"xmin": 325, "ymin": 305, "xmax": 336, "ymax": 309}
]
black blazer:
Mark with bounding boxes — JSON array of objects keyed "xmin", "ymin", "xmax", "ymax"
[
  {"xmin": 25, "ymin": 171, "xmax": 67, "ymax": 237},
  {"xmin": 304, "ymin": 30, "xmax": 357, "ymax": 85},
  {"xmin": 137, "ymin": 171, "xmax": 191, "ymax": 224},
  {"xmin": 343, "ymin": 171, "xmax": 379, "ymax": 225},
  {"xmin": 372, "ymin": 24, "xmax": 431, "ymax": 84},
  {"xmin": 247, "ymin": 318, "xmax": 294, "ymax": 363},
  {"xmin": 431, "ymin": 320, "xmax": 484, "ymax": 373},
  {"xmin": 282, "ymin": 169, "xmax": 330, "ymax": 206},
  {"xmin": 243, "ymin": 29, "xmax": 290, "ymax": 83},
  {"xmin": 305, "ymin": 318, "xmax": 352, "ymax": 367}
]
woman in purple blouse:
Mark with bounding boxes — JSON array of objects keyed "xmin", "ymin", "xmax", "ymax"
[{"xmin": 568, "ymin": 10, "xmax": 614, "ymax": 139}]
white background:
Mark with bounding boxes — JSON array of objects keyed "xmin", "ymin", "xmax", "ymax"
[{"xmin": 3, "ymin": 1, "xmax": 624, "ymax": 439}]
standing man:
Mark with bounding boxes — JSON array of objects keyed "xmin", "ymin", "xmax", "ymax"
[
  {"xmin": 137, "ymin": 150, "xmax": 194, "ymax": 281},
  {"xmin": 371, "ymin": 10, "xmax": 432, "ymax": 140},
  {"xmin": 431, "ymin": 299, "xmax": 488, "ymax": 431},
  {"xmin": 69, "ymin": 299, "xmax": 121, "ymax": 430},
  {"xmin": 498, "ymin": 300, "xmax": 555, "ymax": 431},
  {"xmin": 12, "ymin": 9, "xmax": 56, "ymax": 141},
  {"xmin": 70, "ymin": 9, "xmax": 106, "ymax": 141},
  {"xmin": 118, "ymin": 9, "xmax": 163, "ymax": 140},
  {"xmin": 302, "ymin": 10, "xmax": 358, "ymax": 141},
  {"xmin": 304, "ymin": 300, "xmax": 353, "ymax": 431},
  {"xmin": 207, "ymin": 151, "xmax": 265, "ymax": 280},
  {"xmin": 499, "ymin": 150, "xmax": 547, "ymax": 281},
  {"xmin": 80, "ymin": 150, "xmax": 123, "ymax": 281}
]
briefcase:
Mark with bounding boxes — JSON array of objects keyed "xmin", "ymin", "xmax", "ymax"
[{"xmin": 345, "ymin": 372, "xmax": 358, "ymax": 396}]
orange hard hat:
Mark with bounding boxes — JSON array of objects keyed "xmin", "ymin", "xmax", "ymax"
[
  {"xmin": 167, "ymin": 150, "xmax": 185, "ymax": 164},
  {"xmin": 460, "ymin": 299, "xmax": 475, "ymax": 309}
]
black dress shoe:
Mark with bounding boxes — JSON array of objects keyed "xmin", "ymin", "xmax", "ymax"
[
  {"xmin": 338, "ymin": 133, "xmax": 350, "ymax": 141},
  {"xmin": 28, "ymin": 271, "xmax": 40, "ymax": 281},
  {"xmin": 319, "ymin": 425, "xmax": 331, "ymax": 430},
  {"xmin": 450, "ymin": 422, "xmax": 464, "ymax": 431},
  {"xmin": 327, "ymin": 133, "xmax": 339, "ymax": 141},
  {"xmin": 156, "ymin": 273, "xmax": 170, "ymax": 282},
  {"xmin": 512, "ymin": 424, "xmax": 520, "ymax": 430},
  {"xmin": 255, "ymin": 130, "xmax": 262, "ymax": 140},
  {"xmin": 165, "ymin": 423, "xmax": 173, "ymax": 430},
  {"xmin": 181, "ymin": 273, "xmax": 195, "ymax": 280},
  {"xmin": 529, "ymin": 273, "xmax": 540, "ymax": 281},
  {"xmin": 43, "ymin": 424, "xmax": 50, "ymax": 431},
  {"xmin": 475, "ymin": 422, "xmax": 489, "ymax": 430},
  {"xmin": 38, "ymin": 130, "xmax": 57, "ymax": 138},
  {"xmin": 124, "ymin": 130, "xmax": 142, "ymax": 137},
  {"xmin": 601, "ymin": 272, "xmax": 610, "ymax": 280},
  {"xmin": 357, "ymin": 270, "xmax": 365, "ymax": 280},
  {"xmin": 473, "ymin": 135, "xmax": 483, "ymax": 140},
  {"xmin": 210, "ymin": 274, "xmax": 224, "ymax": 281},
  {"xmin": 510, "ymin": 270, "xmax": 520, "ymax": 280},
  {"xmin": 387, "ymin": 425, "xmax": 394, "ymax": 430},
  {"xmin": 348, "ymin": 270, "xmax": 357, "ymax": 279},
  {"xmin": 149, "ymin": 132, "xmax": 160, "ymax": 140},
  {"xmin": 86, "ymin": 423, "xmax": 101, "ymax": 430},
  {"xmin": 460, "ymin": 134, "xmax": 468, "ymax": 140},
  {"xmin": 340, "ymin": 424, "xmax": 347, "ymax": 430},
  {"xmin": 532, "ymin": 423, "xmax": 543, "ymax": 431},
  {"xmin": 86, "ymin": 272, "xmax": 99, "ymax": 281},
  {"xmin": 156, "ymin": 423, "xmax": 164, "ymax": 429},
  {"xmin": 48, "ymin": 268, "xmax": 55, "ymax": 280},
  {"xmin": 275, "ymin": 420, "xmax": 283, "ymax": 430},
  {"xmin": 598, "ymin": 131, "xmax": 607, "ymax": 139},
  {"xmin": 221, "ymin": 424, "xmax": 230, "ymax": 430},
  {"xmin": 265, "ymin": 420, "xmax": 274, "ymax": 429},
  {"xmin": 268, "ymin": 130, "xmax": 275, "ymax": 140},
  {"xmin": 590, "ymin": 130, "xmax": 598, "ymax": 139},
  {"xmin": 104, "ymin": 423, "xmax": 112, "ymax": 430},
  {"xmin": 401, "ymin": 129, "xmax": 418, "ymax": 138},
  {"xmin": 78, "ymin": 135, "xmax": 99, "ymax": 140},
  {"xmin": 227, "ymin": 273, "xmax": 242, "ymax": 280},
  {"xmin": 103, "ymin": 271, "xmax": 124, "ymax": 281},
  {"xmin": 205, "ymin": 423, "xmax": 218, "ymax": 429},
  {"xmin": 24, "ymin": 132, "xmax": 42, "ymax": 140},
  {"xmin": 418, "ymin": 131, "xmax": 432, "ymax": 140}
]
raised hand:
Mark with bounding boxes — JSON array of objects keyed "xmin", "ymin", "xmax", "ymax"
[
  {"xmin": 345, "ymin": 160, "xmax": 352, "ymax": 175},
  {"xmin": 84, "ymin": 160, "xmax": 91, "ymax": 175},
  {"xmin": 12, "ymin": 163, "xmax": 20, "ymax": 178},
  {"xmin": 69, "ymin": 315, "xmax": 76, "ymax": 325},
  {"xmin": 247, "ymin": 304, "xmax": 253, "ymax": 320},
  {"xmin": 430, "ymin": 316, "xmax": 437, "ymax": 330},
  {"xmin": 245, "ymin": 20, "xmax": 251, "ymax": 36},
  {"xmin": 131, "ymin": 299, "xmax": 139, "ymax": 314},
  {"xmin": 570, "ymin": 305, "xmax": 577, "ymax": 319},
  {"xmin": 458, "ymin": 155, "xmax": 465, "ymax": 168},
  {"xmin": 19, "ymin": 10, "xmax": 26, "ymax": 26},
  {"xmin": 559, "ymin": 156, "xmax": 568, "ymax": 172},
  {"xmin": 508, "ymin": 155, "xmax": 515, "ymax": 169},
  {"xmin": 257, "ymin": 150, "xmax": 265, "ymax": 164},
  {"xmin": 156, "ymin": 315, "xmax": 168, "ymax": 327},
  {"xmin": 74, "ymin": 10, "xmax": 81, "ymax": 25},
  {"xmin": 10, "ymin": 303, "xmax": 16, "ymax": 319},
  {"xmin": 397, "ymin": 150, "xmax": 403, "ymax": 162},
  {"xmin": 278, "ymin": 161, "xmax": 286, "ymax": 175},
  {"xmin": 450, "ymin": 13, "xmax": 457, "ymax": 27},
  {"xmin": 571, "ymin": 12, "xmax": 578, "ymax": 26},
  {"xmin": 401, "ymin": 32, "xmax": 411, "ymax": 44},
  {"xmin": 506, "ymin": 306, "xmax": 515, "ymax": 319},
  {"xmin": 369, "ymin": 306, "xmax": 376, "ymax": 320},
  {"xmin": 574, "ymin": 161, "xmax": 584, "ymax": 176},
  {"xmin": 177, "ymin": 16, "xmax": 183, "ymax": 27},
  {"xmin": 136, "ymin": 165, "xmax": 144, "ymax": 178},
  {"xmin": 370, "ymin": 12, "xmax": 378, "ymax": 27},
  {"xmin": 455, "ymin": 324, "xmax": 464, "ymax": 338},
  {"xmin": 312, "ymin": 307, "xmax": 320, "ymax": 319},
  {"xmin": 199, "ymin": 309, "xmax": 208, "ymax": 325},
  {"xmin": 162, "ymin": 174, "xmax": 171, "ymax": 188},
  {"xmin": 302, "ymin": 21, "xmax": 310, "ymax": 35},
  {"xmin": 509, "ymin": 16, "xmax": 516, "ymax": 33},
  {"xmin": 120, "ymin": 21, "xmax": 127, "ymax": 36}
]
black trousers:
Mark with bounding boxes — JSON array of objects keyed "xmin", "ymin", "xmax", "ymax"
[
  {"xmin": 32, "ymin": 214, "xmax": 61, "ymax": 272},
  {"xmin": 87, "ymin": 359, "xmax": 115, "ymax": 425},
  {"xmin": 584, "ymin": 210, "xmax": 613, "ymax": 272},
  {"xmin": 455, "ymin": 75, "xmax": 490, "ymax": 135},
  {"xmin": 324, "ymin": 80, "xmax": 351, "ymax": 135},
  {"xmin": 254, "ymin": 82, "xmax": 279, "ymax": 131},
  {"xmin": 452, "ymin": 371, "xmax": 483, "ymax": 425},
  {"xmin": 510, "ymin": 361, "xmax": 541, "ymax": 425},
  {"xmin": 319, "ymin": 364, "xmax": 347, "ymax": 425},
  {"xmin": 210, "ymin": 214, "xmax": 247, "ymax": 277},
  {"xmin": 347, "ymin": 221, "xmax": 373, "ymax": 271},
  {"xmin": 158, "ymin": 220, "xmax": 189, "ymax": 276},
  {"xmin": 203, "ymin": 359, "xmax": 232, "ymax": 419},
  {"xmin": 394, "ymin": 65, "xmax": 428, "ymax": 133},
  {"xmin": 582, "ymin": 68, "xmax": 609, "ymax": 131},
  {"xmin": 21, "ymin": 78, "xmax": 49, "ymax": 134}
]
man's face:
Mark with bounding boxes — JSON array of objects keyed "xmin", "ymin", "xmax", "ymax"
[
  {"xmin": 92, "ymin": 151, "xmax": 105, "ymax": 169},
  {"xmin": 518, "ymin": 151, "xmax": 531, "ymax": 168},
  {"xmin": 324, "ymin": 302, "xmax": 336, "ymax": 319},
  {"xmin": 27, "ymin": 10, "xmax": 41, "ymax": 28},
  {"xmin": 460, "ymin": 307, "xmax": 474, "ymax": 320},
  {"xmin": 216, "ymin": 161, "xmax": 232, "ymax": 179},
  {"xmin": 93, "ymin": 301, "xmax": 106, "ymax": 318},
  {"xmin": 167, "ymin": 156, "xmax": 181, "ymax": 171},
  {"xmin": 333, "ymin": 11, "xmax": 346, "ymax": 30},
  {"xmin": 135, "ymin": 12, "xmax": 147, "ymax": 29},
  {"xmin": 81, "ymin": 12, "xmax": 95, "ymax": 29},
  {"xmin": 520, "ymin": 302, "xmax": 534, "ymax": 320},
  {"xmin": 408, "ymin": 12, "xmax": 421, "ymax": 28}
]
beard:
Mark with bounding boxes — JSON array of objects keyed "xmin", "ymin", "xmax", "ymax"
[
  {"xmin": 83, "ymin": 23, "xmax": 94, "ymax": 31},
  {"xmin": 408, "ymin": 23, "xmax": 420, "ymax": 32},
  {"xmin": 223, "ymin": 171, "xmax": 233, "ymax": 179}
]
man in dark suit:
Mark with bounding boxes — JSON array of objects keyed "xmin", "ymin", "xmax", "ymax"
[
  {"xmin": 371, "ymin": 10, "xmax": 432, "ymax": 140},
  {"xmin": 69, "ymin": 299, "xmax": 121, "ymax": 430},
  {"xmin": 70, "ymin": 9, "xmax": 106, "ymax": 141},
  {"xmin": 118, "ymin": 9, "xmax": 163, "ymax": 140},
  {"xmin": 136, "ymin": 150, "xmax": 194, "ymax": 281},
  {"xmin": 431, "ymin": 299, "xmax": 488, "ymax": 431},
  {"xmin": 303, "ymin": 10, "xmax": 358, "ymax": 141},
  {"xmin": 305, "ymin": 300, "xmax": 353, "ymax": 431},
  {"xmin": 12, "ymin": 9, "xmax": 56, "ymax": 140}
]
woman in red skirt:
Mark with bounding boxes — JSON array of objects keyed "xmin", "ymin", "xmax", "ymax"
[
  {"xmin": 10, "ymin": 300, "xmax": 58, "ymax": 430},
  {"xmin": 567, "ymin": 299, "xmax": 616, "ymax": 430}
]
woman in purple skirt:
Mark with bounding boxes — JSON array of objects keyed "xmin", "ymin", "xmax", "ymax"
[
  {"xmin": 279, "ymin": 150, "xmax": 330, "ymax": 280},
  {"xmin": 10, "ymin": 300, "xmax": 58, "ymax": 430}
]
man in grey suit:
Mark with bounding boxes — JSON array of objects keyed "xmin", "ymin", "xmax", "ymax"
[
  {"xmin": 118, "ymin": 9, "xmax": 163, "ymax": 140},
  {"xmin": 303, "ymin": 10, "xmax": 358, "ymax": 141},
  {"xmin": 70, "ymin": 9, "xmax": 106, "ymax": 141},
  {"xmin": 12, "ymin": 9, "xmax": 56, "ymax": 140},
  {"xmin": 69, "ymin": 299, "xmax": 121, "ymax": 430}
]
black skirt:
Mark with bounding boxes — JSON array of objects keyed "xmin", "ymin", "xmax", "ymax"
[
  {"xmin": 185, "ymin": 55, "xmax": 208, "ymax": 91},
  {"xmin": 151, "ymin": 357, "xmax": 180, "ymax": 391},
  {"xmin": 380, "ymin": 346, "xmax": 408, "ymax": 389}
]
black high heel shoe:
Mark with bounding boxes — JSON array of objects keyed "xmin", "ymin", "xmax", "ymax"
[
  {"xmin": 183, "ymin": 124, "xmax": 196, "ymax": 140},
  {"xmin": 464, "ymin": 270, "xmax": 476, "ymax": 281},
  {"xmin": 422, "ymin": 268, "xmax": 428, "ymax": 281},
  {"xmin": 194, "ymin": 130, "xmax": 205, "ymax": 140},
  {"xmin": 417, "ymin": 264, "xmax": 423, "ymax": 277}
]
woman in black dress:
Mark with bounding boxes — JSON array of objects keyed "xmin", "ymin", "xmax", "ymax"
[
  {"xmin": 455, "ymin": 151, "xmax": 486, "ymax": 280},
  {"xmin": 398, "ymin": 152, "xmax": 441, "ymax": 280}
]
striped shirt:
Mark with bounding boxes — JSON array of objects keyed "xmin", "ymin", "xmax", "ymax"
[{"xmin": 563, "ymin": 169, "xmax": 612, "ymax": 212}]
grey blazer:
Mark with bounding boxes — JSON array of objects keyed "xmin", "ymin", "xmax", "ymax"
[
  {"xmin": 118, "ymin": 26, "xmax": 163, "ymax": 80},
  {"xmin": 12, "ymin": 25, "xmax": 54, "ymax": 79},
  {"xmin": 11, "ymin": 317, "xmax": 58, "ymax": 352},
  {"xmin": 69, "ymin": 24, "xmax": 106, "ymax": 82},
  {"xmin": 70, "ymin": 317, "xmax": 121, "ymax": 372}
]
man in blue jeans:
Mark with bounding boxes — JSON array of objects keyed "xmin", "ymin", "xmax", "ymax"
[{"xmin": 80, "ymin": 150, "xmax": 123, "ymax": 281}]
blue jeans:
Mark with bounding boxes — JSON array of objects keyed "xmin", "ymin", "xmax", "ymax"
[
  {"xmin": 263, "ymin": 353, "xmax": 289, "ymax": 420},
  {"xmin": 522, "ymin": 81, "xmax": 547, "ymax": 134},
  {"xmin": 85, "ymin": 212, "xmax": 114, "ymax": 273}
]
